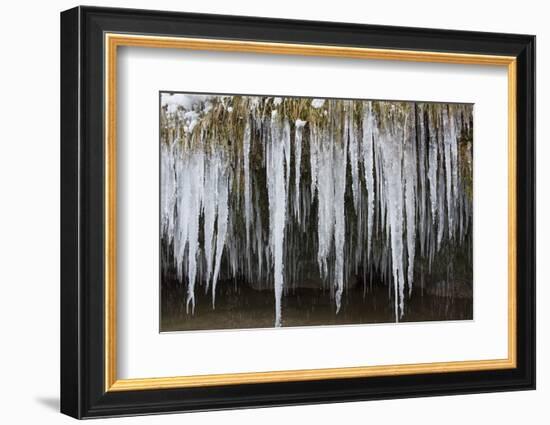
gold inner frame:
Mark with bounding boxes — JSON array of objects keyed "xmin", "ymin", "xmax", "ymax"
[{"xmin": 104, "ymin": 33, "xmax": 517, "ymax": 392}]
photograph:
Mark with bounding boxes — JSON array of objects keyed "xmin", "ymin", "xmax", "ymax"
[
  {"xmin": 56, "ymin": 4, "xmax": 536, "ymax": 419},
  {"xmin": 159, "ymin": 93, "xmax": 474, "ymax": 331}
]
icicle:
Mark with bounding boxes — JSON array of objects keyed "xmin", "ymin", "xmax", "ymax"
[
  {"xmin": 160, "ymin": 141, "xmax": 174, "ymax": 240},
  {"xmin": 174, "ymin": 142, "xmax": 191, "ymax": 283},
  {"xmin": 243, "ymin": 121, "xmax": 252, "ymax": 250},
  {"xmin": 283, "ymin": 119, "xmax": 291, "ymax": 201},
  {"xmin": 309, "ymin": 125, "xmax": 319, "ymax": 201},
  {"xmin": 442, "ymin": 107, "xmax": 453, "ymax": 239},
  {"xmin": 316, "ymin": 126, "xmax": 335, "ymax": 279},
  {"xmin": 212, "ymin": 162, "xmax": 229, "ymax": 308},
  {"xmin": 416, "ymin": 105, "xmax": 427, "ymax": 256},
  {"xmin": 294, "ymin": 119, "xmax": 306, "ymax": 219},
  {"xmin": 378, "ymin": 103, "xmax": 407, "ymax": 320},
  {"xmin": 362, "ymin": 101, "xmax": 376, "ymax": 261},
  {"xmin": 267, "ymin": 112, "xmax": 288, "ymax": 327},
  {"xmin": 203, "ymin": 150, "xmax": 219, "ymax": 290},
  {"xmin": 437, "ymin": 155, "xmax": 446, "ymax": 250},
  {"xmin": 333, "ymin": 126, "xmax": 348, "ymax": 313},
  {"xmin": 427, "ymin": 109, "xmax": 439, "ymax": 225},
  {"xmin": 347, "ymin": 104, "xmax": 361, "ymax": 213},
  {"xmin": 403, "ymin": 111, "xmax": 417, "ymax": 297},
  {"xmin": 185, "ymin": 150, "xmax": 204, "ymax": 314},
  {"xmin": 160, "ymin": 95, "xmax": 473, "ymax": 327},
  {"xmin": 449, "ymin": 107, "xmax": 459, "ymax": 238}
]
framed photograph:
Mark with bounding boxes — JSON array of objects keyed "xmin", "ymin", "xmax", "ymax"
[{"xmin": 60, "ymin": 6, "xmax": 535, "ymax": 419}]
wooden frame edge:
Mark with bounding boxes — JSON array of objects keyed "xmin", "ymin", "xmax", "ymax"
[{"xmin": 108, "ymin": 358, "xmax": 516, "ymax": 391}]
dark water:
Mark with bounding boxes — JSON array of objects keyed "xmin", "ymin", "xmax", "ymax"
[{"xmin": 160, "ymin": 279, "xmax": 472, "ymax": 332}]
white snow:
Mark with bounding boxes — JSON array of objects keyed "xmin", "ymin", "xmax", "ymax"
[{"xmin": 311, "ymin": 98, "xmax": 325, "ymax": 109}]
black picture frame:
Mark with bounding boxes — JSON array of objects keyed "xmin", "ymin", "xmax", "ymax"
[{"xmin": 61, "ymin": 5, "xmax": 535, "ymax": 419}]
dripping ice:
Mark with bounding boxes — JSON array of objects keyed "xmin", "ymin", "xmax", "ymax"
[{"xmin": 160, "ymin": 94, "xmax": 473, "ymax": 326}]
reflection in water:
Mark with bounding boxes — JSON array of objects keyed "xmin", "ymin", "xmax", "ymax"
[{"xmin": 161, "ymin": 278, "xmax": 472, "ymax": 332}]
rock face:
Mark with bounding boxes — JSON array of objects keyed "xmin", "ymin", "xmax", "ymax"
[{"xmin": 160, "ymin": 94, "xmax": 474, "ymax": 326}]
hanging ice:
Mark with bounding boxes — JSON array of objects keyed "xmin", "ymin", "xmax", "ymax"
[
  {"xmin": 212, "ymin": 158, "xmax": 229, "ymax": 308},
  {"xmin": 362, "ymin": 101, "xmax": 376, "ymax": 261},
  {"xmin": 266, "ymin": 112, "xmax": 289, "ymax": 327},
  {"xmin": 185, "ymin": 150, "xmax": 204, "ymax": 314},
  {"xmin": 203, "ymin": 151, "xmax": 220, "ymax": 290},
  {"xmin": 294, "ymin": 119, "xmax": 306, "ymax": 219},
  {"xmin": 347, "ymin": 104, "xmax": 361, "ymax": 213},
  {"xmin": 333, "ymin": 125, "xmax": 348, "ymax": 313},
  {"xmin": 243, "ymin": 121, "xmax": 252, "ymax": 250},
  {"xmin": 427, "ymin": 110, "xmax": 439, "ymax": 224},
  {"xmin": 315, "ymin": 125, "xmax": 335, "ymax": 278},
  {"xmin": 403, "ymin": 112, "xmax": 417, "ymax": 297},
  {"xmin": 159, "ymin": 94, "xmax": 473, "ymax": 326},
  {"xmin": 309, "ymin": 125, "xmax": 319, "ymax": 200},
  {"xmin": 377, "ymin": 103, "xmax": 406, "ymax": 320}
]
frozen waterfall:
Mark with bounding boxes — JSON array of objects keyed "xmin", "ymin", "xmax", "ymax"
[{"xmin": 160, "ymin": 95, "xmax": 473, "ymax": 326}]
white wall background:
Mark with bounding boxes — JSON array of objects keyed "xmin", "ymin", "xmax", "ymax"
[{"xmin": 0, "ymin": 0, "xmax": 545, "ymax": 423}]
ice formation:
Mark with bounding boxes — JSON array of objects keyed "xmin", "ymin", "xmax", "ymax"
[{"xmin": 160, "ymin": 94, "xmax": 473, "ymax": 326}]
